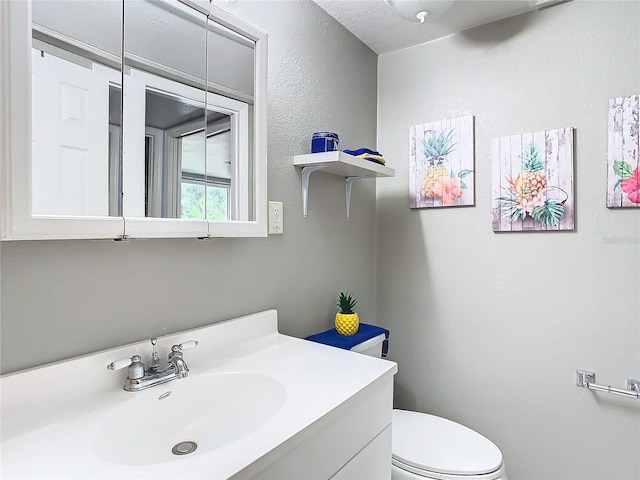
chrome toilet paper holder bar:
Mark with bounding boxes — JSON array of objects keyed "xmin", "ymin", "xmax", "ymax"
[{"xmin": 576, "ymin": 370, "xmax": 640, "ymax": 399}]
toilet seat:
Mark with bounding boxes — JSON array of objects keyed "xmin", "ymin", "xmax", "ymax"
[
  {"xmin": 392, "ymin": 459, "xmax": 506, "ymax": 480},
  {"xmin": 392, "ymin": 409, "xmax": 505, "ymax": 479}
]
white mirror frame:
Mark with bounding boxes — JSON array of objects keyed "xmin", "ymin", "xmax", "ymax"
[{"xmin": 0, "ymin": 0, "xmax": 267, "ymax": 240}]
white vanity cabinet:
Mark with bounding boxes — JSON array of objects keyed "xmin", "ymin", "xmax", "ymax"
[{"xmin": 241, "ymin": 374, "xmax": 394, "ymax": 479}]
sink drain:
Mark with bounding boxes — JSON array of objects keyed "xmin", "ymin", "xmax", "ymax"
[{"xmin": 172, "ymin": 441, "xmax": 198, "ymax": 456}]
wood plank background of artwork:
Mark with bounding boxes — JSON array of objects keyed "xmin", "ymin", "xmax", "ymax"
[
  {"xmin": 409, "ymin": 115, "xmax": 474, "ymax": 208},
  {"xmin": 492, "ymin": 127, "xmax": 574, "ymax": 232},
  {"xmin": 607, "ymin": 94, "xmax": 640, "ymax": 208}
]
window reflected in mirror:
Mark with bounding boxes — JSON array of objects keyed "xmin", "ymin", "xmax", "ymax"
[
  {"xmin": 142, "ymin": 90, "xmax": 231, "ymax": 220},
  {"xmin": 181, "ymin": 126, "xmax": 232, "ymax": 221}
]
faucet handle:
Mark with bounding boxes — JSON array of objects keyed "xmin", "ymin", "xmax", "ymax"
[
  {"xmin": 169, "ymin": 340, "xmax": 198, "ymax": 359},
  {"xmin": 178, "ymin": 340, "xmax": 199, "ymax": 350},
  {"xmin": 107, "ymin": 355, "xmax": 141, "ymax": 371},
  {"xmin": 107, "ymin": 357, "xmax": 133, "ymax": 371},
  {"xmin": 107, "ymin": 355, "xmax": 144, "ymax": 381}
]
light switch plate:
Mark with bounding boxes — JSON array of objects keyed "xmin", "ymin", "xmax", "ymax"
[{"xmin": 268, "ymin": 201, "xmax": 283, "ymax": 234}]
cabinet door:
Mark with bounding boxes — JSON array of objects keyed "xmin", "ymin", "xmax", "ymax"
[{"xmin": 331, "ymin": 425, "xmax": 392, "ymax": 480}]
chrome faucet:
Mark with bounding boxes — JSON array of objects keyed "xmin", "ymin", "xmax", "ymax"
[{"xmin": 107, "ymin": 338, "xmax": 199, "ymax": 392}]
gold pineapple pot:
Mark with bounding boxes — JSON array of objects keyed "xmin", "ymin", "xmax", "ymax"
[{"xmin": 335, "ymin": 312, "xmax": 359, "ymax": 336}]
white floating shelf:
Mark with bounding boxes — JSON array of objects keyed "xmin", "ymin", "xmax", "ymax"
[
  {"xmin": 294, "ymin": 151, "xmax": 395, "ymax": 178},
  {"xmin": 293, "ymin": 151, "xmax": 395, "ymax": 218}
]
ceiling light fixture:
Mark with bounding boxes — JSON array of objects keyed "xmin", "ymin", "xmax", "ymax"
[
  {"xmin": 385, "ymin": 0, "xmax": 454, "ymax": 24},
  {"xmin": 415, "ymin": 11, "xmax": 430, "ymax": 24}
]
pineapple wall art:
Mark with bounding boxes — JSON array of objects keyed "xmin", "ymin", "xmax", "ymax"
[
  {"xmin": 409, "ymin": 116, "xmax": 474, "ymax": 208},
  {"xmin": 492, "ymin": 127, "xmax": 574, "ymax": 232},
  {"xmin": 607, "ymin": 94, "xmax": 640, "ymax": 208}
]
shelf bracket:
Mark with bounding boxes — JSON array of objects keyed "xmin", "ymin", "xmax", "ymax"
[
  {"xmin": 301, "ymin": 165, "xmax": 326, "ymax": 217},
  {"xmin": 345, "ymin": 176, "xmax": 368, "ymax": 219}
]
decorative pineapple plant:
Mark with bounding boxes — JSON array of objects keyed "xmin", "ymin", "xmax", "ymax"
[
  {"xmin": 335, "ymin": 292, "xmax": 359, "ymax": 336},
  {"xmin": 517, "ymin": 143, "xmax": 547, "ymax": 203},
  {"xmin": 420, "ymin": 129, "xmax": 455, "ymax": 198},
  {"xmin": 497, "ymin": 143, "xmax": 567, "ymax": 227}
]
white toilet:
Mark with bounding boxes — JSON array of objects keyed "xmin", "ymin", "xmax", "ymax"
[
  {"xmin": 351, "ymin": 335, "xmax": 508, "ymax": 480},
  {"xmin": 391, "ymin": 409, "xmax": 507, "ymax": 479}
]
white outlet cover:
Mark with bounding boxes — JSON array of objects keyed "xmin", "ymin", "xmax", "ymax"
[{"xmin": 268, "ymin": 201, "xmax": 283, "ymax": 234}]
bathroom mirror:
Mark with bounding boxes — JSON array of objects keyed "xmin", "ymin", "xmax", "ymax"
[
  {"xmin": 0, "ymin": 0, "xmax": 267, "ymax": 240},
  {"xmin": 27, "ymin": 0, "xmax": 124, "ymax": 239}
]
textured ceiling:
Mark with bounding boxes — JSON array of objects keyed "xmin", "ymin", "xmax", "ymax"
[{"xmin": 312, "ymin": 0, "xmax": 568, "ymax": 54}]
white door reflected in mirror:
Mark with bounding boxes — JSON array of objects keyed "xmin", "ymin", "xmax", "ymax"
[{"xmin": 31, "ymin": 44, "xmax": 116, "ymax": 217}]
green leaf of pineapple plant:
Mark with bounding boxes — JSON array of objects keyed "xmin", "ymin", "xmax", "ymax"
[
  {"xmin": 421, "ymin": 129, "xmax": 456, "ymax": 165},
  {"xmin": 337, "ymin": 292, "xmax": 358, "ymax": 314}
]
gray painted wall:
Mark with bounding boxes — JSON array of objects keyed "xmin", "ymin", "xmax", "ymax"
[
  {"xmin": 377, "ymin": 1, "xmax": 639, "ymax": 479},
  {"xmin": 0, "ymin": 1, "xmax": 379, "ymax": 373}
]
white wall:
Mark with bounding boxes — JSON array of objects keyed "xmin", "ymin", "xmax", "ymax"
[
  {"xmin": 377, "ymin": 1, "xmax": 639, "ymax": 479},
  {"xmin": 0, "ymin": 1, "xmax": 379, "ymax": 373}
]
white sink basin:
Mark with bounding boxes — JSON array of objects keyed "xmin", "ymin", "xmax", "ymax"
[{"xmin": 93, "ymin": 372, "xmax": 286, "ymax": 465}]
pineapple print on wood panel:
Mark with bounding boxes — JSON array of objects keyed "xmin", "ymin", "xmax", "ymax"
[
  {"xmin": 409, "ymin": 116, "xmax": 475, "ymax": 208},
  {"xmin": 492, "ymin": 127, "xmax": 575, "ymax": 232},
  {"xmin": 607, "ymin": 94, "xmax": 640, "ymax": 208}
]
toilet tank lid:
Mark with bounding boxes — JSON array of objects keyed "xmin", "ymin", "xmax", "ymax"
[{"xmin": 392, "ymin": 409, "xmax": 503, "ymax": 476}]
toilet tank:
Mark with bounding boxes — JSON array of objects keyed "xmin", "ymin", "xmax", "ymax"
[{"xmin": 350, "ymin": 333, "xmax": 387, "ymax": 358}]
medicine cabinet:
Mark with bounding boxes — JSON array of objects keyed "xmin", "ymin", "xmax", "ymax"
[{"xmin": 0, "ymin": 0, "xmax": 267, "ymax": 240}]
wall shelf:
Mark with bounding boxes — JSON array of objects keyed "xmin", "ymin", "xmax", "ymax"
[{"xmin": 294, "ymin": 151, "xmax": 395, "ymax": 218}]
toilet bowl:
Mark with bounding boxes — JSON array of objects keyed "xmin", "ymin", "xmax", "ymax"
[
  {"xmin": 305, "ymin": 327, "xmax": 508, "ymax": 479},
  {"xmin": 351, "ymin": 333, "xmax": 508, "ymax": 480},
  {"xmin": 391, "ymin": 409, "xmax": 507, "ymax": 480}
]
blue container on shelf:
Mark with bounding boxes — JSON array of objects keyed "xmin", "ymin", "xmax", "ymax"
[{"xmin": 311, "ymin": 132, "xmax": 340, "ymax": 153}]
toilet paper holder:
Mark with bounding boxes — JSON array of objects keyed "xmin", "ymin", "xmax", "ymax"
[{"xmin": 576, "ymin": 370, "xmax": 640, "ymax": 400}]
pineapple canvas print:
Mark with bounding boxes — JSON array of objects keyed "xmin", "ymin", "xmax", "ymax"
[
  {"xmin": 607, "ymin": 94, "xmax": 640, "ymax": 208},
  {"xmin": 492, "ymin": 127, "xmax": 574, "ymax": 232},
  {"xmin": 409, "ymin": 116, "xmax": 474, "ymax": 208}
]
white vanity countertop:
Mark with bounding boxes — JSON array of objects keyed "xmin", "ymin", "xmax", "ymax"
[{"xmin": 0, "ymin": 310, "xmax": 397, "ymax": 479}]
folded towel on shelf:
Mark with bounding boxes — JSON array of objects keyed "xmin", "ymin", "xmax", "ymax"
[
  {"xmin": 343, "ymin": 147, "xmax": 381, "ymax": 156},
  {"xmin": 358, "ymin": 153, "xmax": 385, "ymax": 165},
  {"xmin": 343, "ymin": 148, "xmax": 386, "ymax": 165}
]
